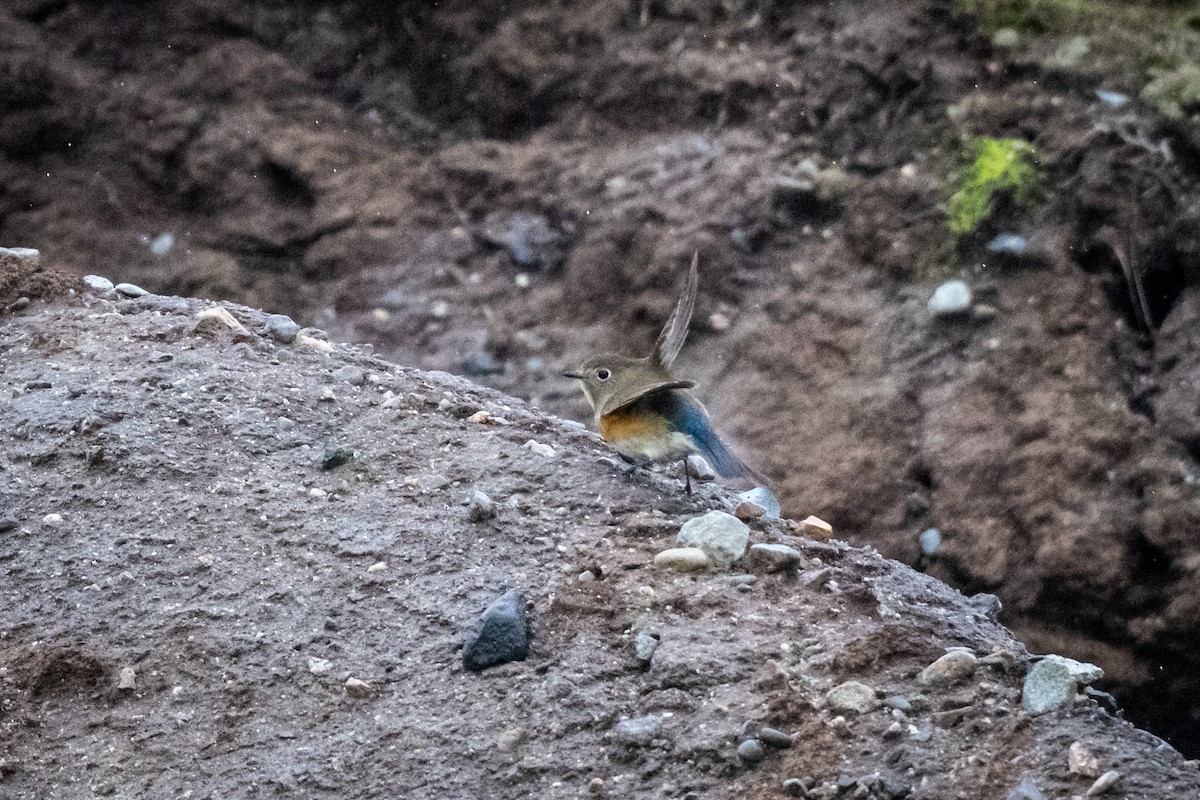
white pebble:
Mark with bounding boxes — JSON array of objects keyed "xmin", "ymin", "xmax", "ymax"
[{"xmin": 928, "ymin": 280, "xmax": 972, "ymax": 316}]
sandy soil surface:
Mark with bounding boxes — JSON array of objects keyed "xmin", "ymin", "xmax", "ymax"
[{"xmin": 3, "ymin": 0, "xmax": 1200, "ymax": 762}]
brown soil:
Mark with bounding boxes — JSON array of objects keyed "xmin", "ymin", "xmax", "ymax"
[
  {"xmin": 4, "ymin": 0, "xmax": 1200, "ymax": 768},
  {"xmin": 2, "ymin": 280, "xmax": 1199, "ymax": 799}
]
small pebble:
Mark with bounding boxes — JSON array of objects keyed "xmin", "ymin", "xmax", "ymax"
[
  {"xmin": 117, "ymin": 666, "xmax": 137, "ymax": 691},
  {"xmin": 322, "ymin": 447, "xmax": 355, "ymax": 470},
  {"xmin": 43, "ymin": 513, "xmax": 64, "ymax": 526},
  {"xmin": 1069, "ymin": 741, "xmax": 1100, "ymax": 778},
  {"xmin": 798, "ymin": 515, "xmax": 833, "ymax": 542},
  {"xmin": 747, "ymin": 543, "xmax": 805, "ymax": 573},
  {"xmin": 265, "ymin": 314, "xmax": 300, "ymax": 343},
  {"xmin": 653, "ymin": 547, "xmax": 711, "ymax": 572},
  {"xmin": 737, "ymin": 739, "xmax": 766, "ymax": 763},
  {"xmin": 782, "ymin": 778, "xmax": 808, "ymax": 797},
  {"xmin": 84, "ymin": 275, "xmax": 114, "ymax": 292},
  {"xmin": 826, "ymin": 681, "xmax": 879, "ymax": 714},
  {"xmin": 332, "ymin": 365, "xmax": 365, "ymax": 386},
  {"xmin": 297, "ymin": 335, "xmax": 334, "ymax": 355},
  {"xmin": 114, "ymin": 282, "xmax": 149, "ymax": 298},
  {"xmin": 367, "ymin": 562, "xmax": 387, "ymax": 573},
  {"xmin": 147, "ymin": 350, "xmax": 173, "ymax": 363},
  {"xmin": 0, "ymin": 246, "xmax": 39, "ymax": 262},
  {"xmin": 686, "ymin": 454, "xmax": 717, "ymax": 481},
  {"xmin": 577, "ymin": 570, "xmax": 595, "ymax": 582},
  {"xmin": 195, "ymin": 306, "xmax": 249, "ymax": 337},
  {"xmin": 987, "ymin": 233, "xmax": 1027, "ymax": 255},
  {"xmin": 928, "ymin": 279, "xmax": 972, "ymax": 316},
  {"xmin": 462, "ymin": 588, "xmax": 530, "ymax": 672},
  {"xmin": 918, "ymin": 650, "xmax": 977, "ymax": 686},
  {"xmin": 1085, "ymin": 771, "xmax": 1120, "ymax": 797},
  {"xmin": 737, "ymin": 486, "xmax": 781, "ymax": 519},
  {"xmin": 308, "ymin": 657, "xmax": 333, "ymax": 674},
  {"xmin": 344, "ymin": 677, "xmax": 372, "ymax": 698},
  {"xmin": 635, "ymin": 631, "xmax": 659, "ymax": 663},
  {"xmin": 196, "ymin": 554, "xmax": 215, "ymax": 567},
  {"xmin": 759, "ymin": 727, "xmax": 793, "ymax": 749},
  {"xmin": 277, "ymin": 416, "xmax": 297, "ymax": 432},
  {"xmin": 1095, "ymin": 90, "xmax": 1129, "ymax": 108},
  {"xmin": 676, "ymin": 510, "xmax": 749, "ymax": 570},
  {"xmin": 734, "ymin": 501, "xmax": 767, "ymax": 520},
  {"xmin": 1023, "ymin": 655, "xmax": 1104, "ymax": 714},
  {"xmin": 919, "ymin": 527, "xmax": 941, "ymax": 555},
  {"xmin": 10, "ymin": 297, "xmax": 30, "ymax": 311},
  {"xmin": 613, "ymin": 715, "xmax": 661, "ymax": 747},
  {"xmin": 522, "ymin": 439, "xmax": 556, "ymax": 458},
  {"xmin": 467, "ymin": 490, "xmax": 496, "ymax": 522}
]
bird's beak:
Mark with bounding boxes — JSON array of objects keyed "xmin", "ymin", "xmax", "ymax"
[{"xmin": 562, "ymin": 371, "xmax": 584, "ymax": 379}]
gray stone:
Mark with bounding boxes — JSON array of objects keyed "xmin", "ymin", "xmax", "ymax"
[
  {"xmin": 332, "ymin": 365, "xmax": 366, "ymax": 386},
  {"xmin": 782, "ymin": 778, "xmax": 808, "ymax": 797},
  {"xmin": 734, "ymin": 501, "xmax": 767, "ymax": 520},
  {"xmin": 737, "ymin": 486, "xmax": 781, "ymax": 519},
  {"xmin": 613, "ymin": 715, "xmax": 661, "ymax": 747},
  {"xmin": 918, "ymin": 527, "xmax": 941, "ymax": 555},
  {"xmin": 883, "ymin": 695, "xmax": 912, "ymax": 713},
  {"xmin": 117, "ymin": 666, "xmax": 137, "ymax": 690},
  {"xmin": 1008, "ymin": 778, "xmax": 1048, "ymax": 800},
  {"xmin": 635, "ymin": 632, "xmax": 659, "ymax": 663},
  {"xmin": 1022, "ymin": 655, "xmax": 1103, "ymax": 714},
  {"xmin": 114, "ymin": 282, "xmax": 149, "ymax": 298},
  {"xmin": 918, "ymin": 650, "xmax": 978, "ymax": 686},
  {"xmin": 0, "ymin": 247, "xmax": 39, "ymax": 262},
  {"xmin": 654, "ymin": 547, "xmax": 710, "ymax": 572},
  {"xmin": 467, "ymin": 490, "xmax": 496, "ymax": 522},
  {"xmin": 826, "ymin": 681, "xmax": 878, "ymax": 714},
  {"xmin": 928, "ymin": 280, "xmax": 971, "ymax": 316},
  {"xmin": 747, "ymin": 543, "xmax": 805, "ymax": 573},
  {"xmin": 322, "ymin": 447, "xmax": 355, "ymax": 471},
  {"xmin": 677, "ymin": 510, "xmax": 749, "ymax": 570},
  {"xmin": 686, "ymin": 454, "xmax": 717, "ymax": 481},
  {"xmin": 759, "ymin": 727, "xmax": 793, "ymax": 749},
  {"xmin": 84, "ymin": 274, "xmax": 114, "ymax": 292},
  {"xmin": 147, "ymin": 351, "xmax": 173, "ymax": 363},
  {"xmin": 463, "ymin": 588, "xmax": 530, "ymax": 672},
  {"xmin": 1085, "ymin": 771, "xmax": 1121, "ymax": 797},
  {"xmin": 987, "ymin": 233, "xmax": 1027, "ymax": 255},
  {"xmin": 737, "ymin": 739, "xmax": 766, "ymax": 763},
  {"xmin": 344, "ymin": 677, "xmax": 372, "ymax": 698},
  {"xmin": 265, "ymin": 314, "xmax": 300, "ymax": 343}
]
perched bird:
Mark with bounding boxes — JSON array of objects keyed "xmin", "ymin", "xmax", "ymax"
[{"xmin": 563, "ymin": 254, "xmax": 763, "ymax": 492}]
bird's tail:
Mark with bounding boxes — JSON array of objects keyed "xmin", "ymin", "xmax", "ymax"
[{"xmin": 691, "ymin": 419, "xmax": 769, "ymax": 484}]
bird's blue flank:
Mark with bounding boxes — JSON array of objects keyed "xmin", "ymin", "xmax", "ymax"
[{"xmin": 671, "ymin": 395, "xmax": 745, "ymax": 478}]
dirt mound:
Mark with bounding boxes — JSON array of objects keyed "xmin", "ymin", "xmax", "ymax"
[
  {"xmin": 2, "ymin": 279, "xmax": 1199, "ymax": 799},
  {"xmin": 4, "ymin": 0, "xmax": 1200, "ymax": 758}
]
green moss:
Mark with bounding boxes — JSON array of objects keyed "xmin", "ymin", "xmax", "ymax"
[
  {"xmin": 953, "ymin": 0, "xmax": 1086, "ymax": 35},
  {"xmin": 1142, "ymin": 62, "xmax": 1200, "ymax": 121},
  {"xmin": 946, "ymin": 137, "xmax": 1040, "ymax": 235}
]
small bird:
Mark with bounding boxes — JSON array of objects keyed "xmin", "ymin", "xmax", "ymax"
[{"xmin": 563, "ymin": 253, "xmax": 763, "ymax": 493}]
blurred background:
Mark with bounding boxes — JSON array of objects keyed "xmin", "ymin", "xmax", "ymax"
[{"xmin": 3, "ymin": 0, "xmax": 1200, "ymax": 755}]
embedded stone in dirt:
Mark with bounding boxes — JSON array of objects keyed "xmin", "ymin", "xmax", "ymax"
[
  {"xmin": 462, "ymin": 588, "xmax": 530, "ymax": 672},
  {"xmin": 676, "ymin": 510, "xmax": 749, "ymax": 570}
]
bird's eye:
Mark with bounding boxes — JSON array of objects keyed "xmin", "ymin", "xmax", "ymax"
[{"xmin": 596, "ymin": 369, "xmax": 611, "ymax": 381}]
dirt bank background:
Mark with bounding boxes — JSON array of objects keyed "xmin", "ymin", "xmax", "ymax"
[{"xmin": 4, "ymin": 0, "xmax": 1200, "ymax": 762}]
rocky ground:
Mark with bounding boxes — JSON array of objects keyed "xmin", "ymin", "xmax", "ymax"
[
  {"xmin": 4, "ymin": 0, "xmax": 1200, "ymax": 767},
  {"xmin": 2, "ymin": 259, "xmax": 1200, "ymax": 799}
]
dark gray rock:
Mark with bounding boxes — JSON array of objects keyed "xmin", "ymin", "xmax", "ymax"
[
  {"xmin": 612, "ymin": 715, "xmax": 662, "ymax": 747},
  {"xmin": 760, "ymin": 727, "xmax": 793, "ymax": 748},
  {"xmin": 463, "ymin": 588, "xmax": 530, "ymax": 672},
  {"xmin": 737, "ymin": 739, "xmax": 766, "ymax": 763},
  {"xmin": 467, "ymin": 490, "xmax": 496, "ymax": 522},
  {"xmin": 265, "ymin": 314, "xmax": 300, "ymax": 343}
]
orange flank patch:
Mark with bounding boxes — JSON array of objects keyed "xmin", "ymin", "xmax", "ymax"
[{"xmin": 599, "ymin": 408, "xmax": 669, "ymax": 444}]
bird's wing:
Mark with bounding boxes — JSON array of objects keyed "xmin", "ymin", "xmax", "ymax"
[
  {"xmin": 652, "ymin": 252, "xmax": 699, "ymax": 368},
  {"xmin": 598, "ymin": 379, "xmax": 695, "ymax": 418}
]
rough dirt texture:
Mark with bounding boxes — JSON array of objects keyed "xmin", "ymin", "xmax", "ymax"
[
  {"xmin": 3, "ymin": 277, "xmax": 1200, "ymax": 800},
  {"xmin": 4, "ymin": 0, "xmax": 1200, "ymax": 757}
]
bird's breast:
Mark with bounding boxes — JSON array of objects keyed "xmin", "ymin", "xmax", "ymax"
[{"xmin": 599, "ymin": 408, "xmax": 696, "ymax": 462}]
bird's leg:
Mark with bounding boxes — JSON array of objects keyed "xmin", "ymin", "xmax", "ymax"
[{"xmin": 683, "ymin": 458, "xmax": 692, "ymax": 495}]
